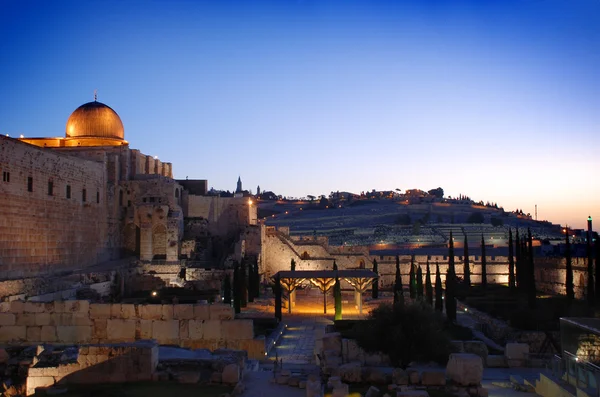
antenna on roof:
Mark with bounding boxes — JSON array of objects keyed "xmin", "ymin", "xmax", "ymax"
[{"xmin": 94, "ymin": 89, "xmax": 97, "ymax": 101}]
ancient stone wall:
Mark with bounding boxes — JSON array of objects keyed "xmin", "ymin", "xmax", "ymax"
[
  {"xmin": 0, "ymin": 137, "xmax": 116, "ymax": 279},
  {"xmin": 184, "ymin": 196, "xmax": 255, "ymax": 237},
  {"xmin": 0, "ymin": 301, "xmax": 264, "ymax": 359}
]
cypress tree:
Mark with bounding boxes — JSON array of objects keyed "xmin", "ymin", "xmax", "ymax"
[
  {"xmin": 481, "ymin": 235, "xmax": 487, "ymax": 288},
  {"xmin": 565, "ymin": 227, "xmax": 574, "ymax": 301},
  {"xmin": 372, "ymin": 258, "xmax": 379, "ymax": 299},
  {"xmin": 394, "ymin": 255, "xmax": 404, "ymax": 306},
  {"xmin": 409, "ymin": 255, "xmax": 417, "ymax": 299},
  {"xmin": 425, "ymin": 260, "xmax": 433, "ymax": 306},
  {"xmin": 334, "ymin": 276, "xmax": 342, "ymax": 320},
  {"xmin": 448, "ymin": 231, "xmax": 456, "ymax": 274},
  {"xmin": 508, "ymin": 228, "xmax": 515, "ymax": 290},
  {"xmin": 223, "ymin": 274, "xmax": 232, "ymax": 305},
  {"xmin": 596, "ymin": 240, "xmax": 600, "ymax": 304},
  {"xmin": 247, "ymin": 258, "xmax": 255, "ymax": 303},
  {"xmin": 463, "ymin": 235, "xmax": 471, "ymax": 288},
  {"xmin": 416, "ymin": 265, "xmax": 424, "ymax": 299},
  {"xmin": 333, "ymin": 260, "xmax": 338, "ymax": 271},
  {"xmin": 515, "ymin": 229, "xmax": 522, "ymax": 289},
  {"xmin": 527, "ymin": 228, "xmax": 536, "ymax": 308},
  {"xmin": 233, "ymin": 262, "xmax": 241, "ymax": 314},
  {"xmin": 435, "ymin": 263, "xmax": 443, "ymax": 312},
  {"xmin": 240, "ymin": 258, "xmax": 248, "ymax": 308},
  {"xmin": 291, "ymin": 258, "xmax": 296, "ymax": 271},
  {"xmin": 274, "ymin": 274, "xmax": 282, "ymax": 322},
  {"xmin": 445, "ymin": 263, "xmax": 457, "ymax": 322}
]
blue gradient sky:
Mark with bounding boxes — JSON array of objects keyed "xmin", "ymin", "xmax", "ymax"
[{"xmin": 1, "ymin": 0, "xmax": 598, "ymax": 229}]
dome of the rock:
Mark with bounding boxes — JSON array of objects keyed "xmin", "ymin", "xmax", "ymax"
[{"xmin": 66, "ymin": 101, "xmax": 124, "ymax": 140}]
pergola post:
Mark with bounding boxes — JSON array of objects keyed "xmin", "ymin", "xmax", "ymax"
[
  {"xmin": 344, "ymin": 277, "xmax": 374, "ymax": 315},
  {"xmin": 280, "ymin": 278, "xmax": 305, "ymax": 314}
]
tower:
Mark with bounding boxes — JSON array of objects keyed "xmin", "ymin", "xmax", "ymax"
[
  {"xmin": 236, "ymin": 176, "xmax": 243, "ymax": 194},
  {"xmin": 256, "ymin": 185, "xmax": 261, "ymax": 196}
]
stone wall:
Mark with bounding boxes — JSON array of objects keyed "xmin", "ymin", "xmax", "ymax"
[
  {"xmin": 0, "ymin": 301, "xmax": 264, "ymax": 359},
  {"xmin": 0, "ymin": 137, "xmax": 117, "ymax": 279},
  {"xmin": 26, "ymin": 341, "xmax": 158, "ymax": 395},
  {"xmin": 183, "ymin": 196, "xmax": 256, "ymax": 236}
]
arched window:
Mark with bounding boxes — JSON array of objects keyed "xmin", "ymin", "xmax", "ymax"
[
  {"xmin": 301, "ymin": 251, "xmax": 310, "ymax": 260},
  {"xmin": 358, "ymin": 259, "xmax": 365, "ymax": 269}
]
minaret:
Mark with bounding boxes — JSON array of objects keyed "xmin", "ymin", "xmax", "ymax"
[
  {"xmin": 236, "ymin": 176, "xmax": 243, "ymax": 194},
  {"xmin": 256, "ymin": 185, "xmax": 261, "ymax": 196}
]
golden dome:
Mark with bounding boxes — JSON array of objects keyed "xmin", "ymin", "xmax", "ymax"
[{"xmin": 66, "ymin": 101, "xmax": 124, "ymax": 140}]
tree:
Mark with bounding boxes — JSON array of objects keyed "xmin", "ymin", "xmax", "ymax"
[
  {"xmin": 565, "ymin": 227, "xmax": 574, "ymax": 301},
  {"xmin": 527, "ymin": 228, "xmax": 537, "ymax": 308},
  {"xmin": 372, "ymin": 258, "xmax": 379, "ymax": 299},
  {"xmin": 240, "ymin": 258, "xmax": 248, "ymax": 308},
  {"xmin": 254, "ymin": 257, "xmax": 261, "ymax": 298},
  {"xmin": 409, "ymin": 255, "xmax": 417, "ymax": 299},
  {"xmin": 445, "ymin": 265, "xmax": 457, "ymax": 323},
  {"xmin": 233, "ymin": 262, "xmax": 241, "ymax": 314},
  {"xmin": 394, "ymin": 255, "xmax": 404, "ymax": 307},
  {"xmin": 416, "ymin": 265, "xmax": 424, "ymax": 299},
  {"xmin": 291, "ymin": 258, "xmax": 296, "ymax": 271},
  {"xmin": 463, "ymin": 236, "xmax": 471, "ymax": 288},
  {"xmin": 223, "ymin": 274, "xmax": 232, "ymax": 305},
  {"xmin": 435, "ymin": 263, "xmax": 443, "ymax": 312},
  {"xmin": 247, "ymin": 259, "xmax": 255, "ymax": 303},
  {"xmin": 334, "ymin": 275, "xmax": 342, "ymax": 320},
  {"xmin": 425, "ymin": 260, "xmax": 433, "ymax": 306},
  {"xmin": 333, "ymin": 260, "xmax": 338, "ymax": 271},
  {"xmin": 515, "ymin": 229, "xmax": 522, "ymax": 289},
  {"xmin": 586, "ymin": 229, "xmax": 595, "ymax": 305},
  {"xmin": 490, "ymin": 217, "xmax": 504, "ymax": 227},
  {"xmin": 508, "ymin": 228, "xmax": 515, "ymax": 290},
  {"xmin": 427, "ymin": 187, "xmax": 444, "ymax": 199},
  {"xmin": 481, "ymin": 235, "xmax": 487, "ymax": 288},
  {"xmin": 596, "ymin": 240, "xmax": 600, "ymax": 305},
  {"xmin": 274, "ymin": 274, "xmax": 282, "ymax": 322},
  {"xmin": 448, "ymin": 232, "xmax": 455, "ymax": 275}
]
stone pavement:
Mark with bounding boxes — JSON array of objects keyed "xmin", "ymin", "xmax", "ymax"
[
  {"xmin": 242, "ymin": 370, "xmax": 305, "ymax": 397},
  {"xmin": 268, "ymin": 316, "xmax": 332, "ymax": 364}
]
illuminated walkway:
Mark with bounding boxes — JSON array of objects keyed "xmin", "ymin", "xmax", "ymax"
[{"xmin": 267, "ymin": 316, "xmax": 331, "ymax": 364}]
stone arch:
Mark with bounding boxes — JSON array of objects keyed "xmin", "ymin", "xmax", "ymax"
[
  {"xmin": 301, "ymin": 251, "xmax": 310, "ymax": 260},
  {"xmin": 123, "ymin": 223, "xmax": 140, "ymax": 255},
  {"xmin": 358, "ymin": 259, "xmax": 365, "ymax": 269},
  {"xmin": 152, "ymin": 224, "xmax": 167, "ymax": 259}
]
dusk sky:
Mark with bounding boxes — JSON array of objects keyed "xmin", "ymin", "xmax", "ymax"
[{"xmin": 1, "ymin": 0, "xmax": 598, "ymax": 229}]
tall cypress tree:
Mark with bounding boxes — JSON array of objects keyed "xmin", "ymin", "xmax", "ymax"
[
  {"xmin": 515, "ymin": 229, "xmax": 522, "ymax": 289},
  {"xmin": 223, "ymin": 274, "xmax": 232, "ymax": 305},
  {"xmin": 435, "ymin": 263, "xmax": 443, "ymax": 312},
  {"xmin": 394, "ymin": 255, "xmax": 404, "ymax": 306},
  {"xmin": 409, "ymin": 255, "xmax": 417, "ymax": 299},
  {"xmin": 248, "ymin": 260, "xmax": 255, "ymax": 303},
  {"xmin": 463, "ymin": 235, "xmax": 471, "ymax": 288},
  {"xmin": 233, "ymin": 262, "xmax": 241, "ymax": 314},
  {"xmin": 481, "ymin": 235, "xmax": 487, "ymax": 288},
  {"xmin": 425, "ymin": 260, "xmax": 433, "ymax": 306},
  {"xmin": 372, "ymin": 258, "xmax": 379, "ymax": 299},
  {"xmin": 508, "ymin": 228, "xmax": 515, "ymax": 290},
  {"xmin": 527, "ymin": 228, "xmax": 536, "ymax": 308},
  {"xmin": 416, "ymin": 265, "xmax": 424, "ymax": 299},
  {"xmin": 565, "ymin": 227, "xmax": 574, "ymax": 301},
  {"xmin": 240, "ymin": 258, "xmax": 248, "ymax": 308},
  {"xmin": 445, "ymin": 265, "xmax": 457, "ymax": 322},
  {"xmin": 334, "ymin": 276, "xmax": 342, "ymax": 320},
  {"xmin": 333, "ymin": 260, "xmax": 338, "ymax": 271},
  {"xmin": 274, "ymin": 274, "xmax": 282, "ymax": 322},
  {"xmin": 291, "ymin": 258, "xmax": 296, "ymax": 271},
  {"xmin": 596, "ymin": 240, "xmax": 600, "ymax": 305},
  {"xmin": 448, "ymin": 231, "xmax": 456, "ymax": 274}
]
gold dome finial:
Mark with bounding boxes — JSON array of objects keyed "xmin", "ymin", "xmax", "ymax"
[{"xmin": 94, "ymin": 89, "xmax": 97, "ymax": 102}]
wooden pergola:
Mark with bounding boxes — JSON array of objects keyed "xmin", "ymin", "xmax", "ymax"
[{"xmin": 273, "ymin": 270, "xmax": 377, "ymax": 315}]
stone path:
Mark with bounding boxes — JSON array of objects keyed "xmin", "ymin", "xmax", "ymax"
[
  {"xmin": 242, "ymin": 371, "xmax": 305, "ymax": 397},
  {"xmin": 268, "ymin": 316, "xmax": 331, "ymax": 364}
]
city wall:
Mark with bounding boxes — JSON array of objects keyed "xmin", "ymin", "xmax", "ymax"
[
  {"xmin": 0, "ymin": 137, "xmax": 116, "ymax": 279},
  {"xmin": 0, "ymin": 301, "xmax": 264, "ymax": 359}
]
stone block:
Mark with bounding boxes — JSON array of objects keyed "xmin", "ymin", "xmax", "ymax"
[
  {"xmin": 136, "ymin": 320, "xmax": 152, "ymax": 339},
  {"xmin": 344, "ymin": 338, "xmax": 364, "ymax": 362},
  {"xmin": 327, "ymin": 376, "xmax": 342, "ymax": 388},
  {"xmin": 392, "ymin": 368, "xmax": 408, "ymax": 385},
  {"xmin": 0, "ymin": 348, "xmax": 9, "ymax": 363},
  {"xmin": 193, "ymin": 304, "xmax": 210, "ymax": 320},
  {"xmin": 16, "ymin": 313, "xmax": 36, "ymax": 326},
  {"xmin": 0, "ymin": 313, "xmax": 15, "ymax": 325},
  {"xmin": 446, "ymin": 353, "xmax": 483, "ymax": 386},
  {"xmin": 421, "ymin": 370, "xmax": 446, "ymax": 386},
  {"xmin": 451, "ymin": 340, "xmax": 465, "ymax": 353},
  {"xmin": 188, "ymin": 320, "xmax": 204, "ymax": 339},
  {"xmin": 0, "ymin": 325, "xmax": 26, "ymax": 341},
  {"xmin": 161, "ymin": 305, "xmax": 174, "ymax": 320},
  {"xmin": 92, "ymin": 320, "xmax": 107, "ymax": 340},
  {"xmin": 26, "ymin": 376, "xmax": 55, "ymax": 395},
  {"xmin": 27, "ymin": 326, "xmax": 42, "ymax": 341},
  {"xmin": 332, "ymin": 383, "xmax": 349, "ymax": 397},
  {"xmin": 364, "ymin": 367, "xmax": 388, "ymax": 384},
  {"xmin": 339, "ymin": 362, "xmax": 362, "ymax": 383},
  {"xmin": 486, "ymin": 355, "xmax": 507, "ymax": 368},
  {"xmin": 139, "ymin": 305, "xmax": 162, "ymax": 320},
  {"xmin": 174, "ymin": 304, "xmax": 195, "ymax": 320},
  {"xmin": 56, "ymin": 326, "xmax": 92, "ymax": 343},
  {"xmin": 72, "ymin": 313, "xmax": 92, "ymax": 326},
  {"xmin": 306, "ymin": 379, "xmax": 322, "ymax": 397},
  {"xmin": 89, "ymin": 304, "xmax": 111, "ymax": 319},
  {"xmin": 209, "ymin": 303, "xmax": 234, "ymax": 320},
  {"xmin": 10, "ymin": 301, "xmax": 25, "ymax": 314},
  {"xmin": 179, "ymin": 320, "xmax": 189, "ymax": 339},
  {"xmin": 35, "ymin": 313, "xmax": 51, "ymax": 326},
  {"xmin": 175, "ymin": 371, "xmax": 200, "ymax": 384},
  {"xmin": 365, "ymin": 386, "xmax": 380, "ymax": 397},
  {"xmin": 107, "ymin": 319, "xmax": 136, "ymax": 341},
  {"xmin": 63, "ymin": 300, "xmax": 89, "ymax": 313},
  {"xmin": 221, "ymin": 363, "xmax": 240, "ymax": 384},
  {"xmin": 464, "ymin": 341, "xmax": 489, "ymax": 364},
  {"xmin": 23, "ymin": 302, "xmax": 45, "ymax": 313},
  {"xmin": 408, "ymin": 369, "xmax": 420, "ymax": 384},
  {"xmin": 41, "ymin": 326, "xmax": 57, "ymax": 342},
  {"xmin": 152, "ymin": 320, "xmax": 179, "ymax": 343},
  {"xmin": 50, "ymin": 313, "xmax": 72, "ymax": 326},
  {"xmin": 203, "ymin": 320, "xmax": 222, "ymax": 340},
  {"xmin": 222, "ymin": 320, "xmax": 253, "ymax": 340},
  {"xmin": 505, "ymin": 343, "xmax": 528, "ymax": 361},
  {"xmin": 322, "ymin": 332, "xmax": 342, "ymax": 355}
]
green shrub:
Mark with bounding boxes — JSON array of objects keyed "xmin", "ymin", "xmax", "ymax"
[{"xmin": 353, "ymin": 302, "xmax": 452, "ymax": 368}]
